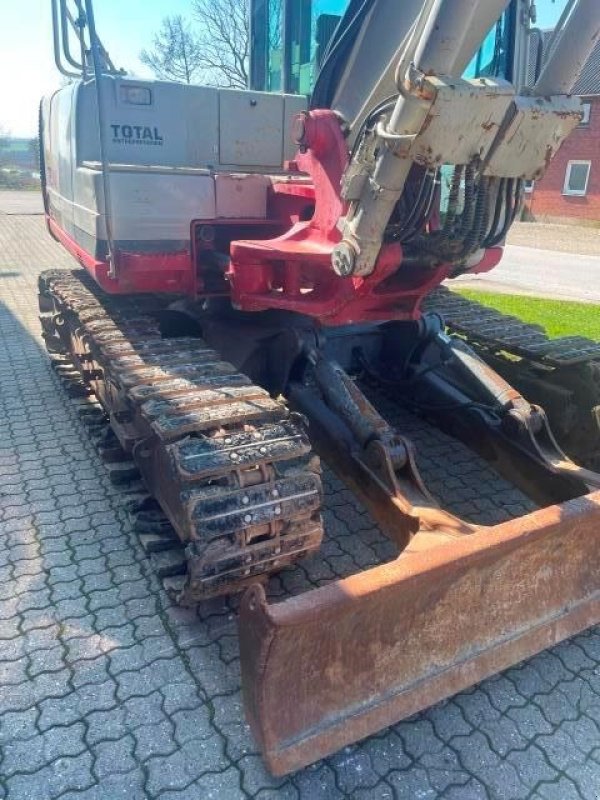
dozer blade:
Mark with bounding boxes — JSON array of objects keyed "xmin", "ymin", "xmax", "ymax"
[{"xmin": 240, "ymin": 490, "xmax": 600, "ymax": 775}]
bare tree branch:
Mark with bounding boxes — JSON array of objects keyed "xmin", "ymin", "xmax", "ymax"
[
  {"xmin": 192, "ymin": 0, "xmax": 250, "ymax": 89},
  {"xmin": 140, "ymin": 15, "xmax": 204, "ymax": 84}
]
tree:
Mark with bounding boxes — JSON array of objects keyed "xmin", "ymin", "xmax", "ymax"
[
  {"xmin": 29, "ymin": 136, "xmax": 40, "ymax": 172},
  {"xmin": 192, "ymin": 0, "xmax": 249, "ymax": 89},
  {"xmin": 140, "ymin": 15, "xmax": 204, "ymax": 84},
  {"xmin": 0, "ymin": 126, "xmax": 11, "ymax": 167}
]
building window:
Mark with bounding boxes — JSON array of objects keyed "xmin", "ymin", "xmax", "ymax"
[
  {"xmin": 563, "ymin": 161, "xmax": 591, "ymax": 196},
  {"xmin": 580, "ymin": 103, "xmax": 591, "ymax": 126},
  {"xmin": 524, "ymin": 180, "xmax": 535, "ymax": 193}
]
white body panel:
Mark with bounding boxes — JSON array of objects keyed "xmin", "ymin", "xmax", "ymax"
[{"xmin": 42, "ymin": 75, "xmax": 306, "ymax": 257}]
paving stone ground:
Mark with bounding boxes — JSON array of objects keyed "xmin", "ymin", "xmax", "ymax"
[{"xmin": 1, "ymin": 212, "xmax": 600, "ymax": 800}]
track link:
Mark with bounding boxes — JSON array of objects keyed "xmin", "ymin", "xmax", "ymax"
[
  {"xmin": 39, "ymin": 269, "xmax": 323, "ymax": 604},
  {"xmin": 425, "ymin": 287, "xmax": 600, "ymax": 469}
]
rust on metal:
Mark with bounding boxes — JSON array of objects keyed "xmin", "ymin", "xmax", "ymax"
[
  {"xmin": 240, "ymin": 490, "xmax": 600, "ymax": 775},
  {"xmin": 40, "ymin": 269, "xmax": 600, "ymax": 777},
  {"xmin": 39, "ymin": 269, "xmax": 324, "ymax": 603}
]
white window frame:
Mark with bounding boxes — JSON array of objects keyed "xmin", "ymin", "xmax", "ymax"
[
  {"xmin": 580, "ymin": 102, "xmax": 591, "ymax": 126},
  {"xmin": 524, "ymin": 179, "xmax": 535, "ymax": 194},
  {"xmin": 563, "ymin": 160, "xmax": 591, "ymax": 197}
]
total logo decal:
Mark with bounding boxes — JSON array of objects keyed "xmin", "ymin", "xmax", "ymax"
[{"xmin": 110, "ymin": 124, "xmax": 164, "ymax": 145}]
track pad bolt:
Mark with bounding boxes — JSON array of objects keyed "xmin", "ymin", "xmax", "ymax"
[
  {"xmin": 242, "ymin": 495, "xmax": 250, "ymax": 505},
  {"xmin": 274, "ymin": 505, "xmax": 282, "ymax": 515},
  {"xmin": 230, "ymin": 452, "xmax": 239, "ymax": 460},
  {"xmin": 244, "ymin": 514, "xmax": 253, "ymax": 523}
]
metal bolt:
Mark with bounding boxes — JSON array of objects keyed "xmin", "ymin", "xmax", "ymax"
[
  {"xmin": 244, "ymin": 513, "xmax": 252, "ymax": 523},
  {"xmin": 272, "ymin": 489, "xmax": 279, "ymax": 498},
  {"xmin": 274, "ymin": 546, "xmax": 281, "ymax": 554},
  {"xmin": 230, "ymin": 452, "xmax": 238, "ymax": 460},
  {"xmin": 331, "ymin": 241, "xmax": 356, "ymax": 277},
  {"xmin": 224, "ymin": 437, "xmax": 232, "ymax": 445},
  {"xmin": 259, "ymin": 446, "xmax": 267, "ymax": 455},
  {"xmin": 274, "ymin": 505, "xmax": 282, "ymax": 516},
  {"xmin": 242, "ymin": 495, "xmax": 250, "ymax": 505}
]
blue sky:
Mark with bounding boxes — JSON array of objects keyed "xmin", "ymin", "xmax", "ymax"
[{"xmin": 0, "ymin": 0, "xmax": 567, "ymax": 137}]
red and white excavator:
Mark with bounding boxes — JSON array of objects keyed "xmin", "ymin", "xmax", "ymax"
[{"xmin": 40, "ymin": 0, "xmax": 600, "ymax": 775}]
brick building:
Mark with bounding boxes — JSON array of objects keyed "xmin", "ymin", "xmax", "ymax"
[{"xmin": 526, "ymin": 40, "xmax": 600, "ymax": 222}]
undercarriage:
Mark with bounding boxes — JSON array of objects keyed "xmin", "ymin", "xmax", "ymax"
[
  {"xmin": 39, "ymin": 268, "xmax": 600, "ymax": 773},
  {"xmin": 40, "ymin": 0, "xmax": 600, "ymax": 775},
  {"xmin": 39, "ymin": 270, "xmax": 323, "ymax": 604}
]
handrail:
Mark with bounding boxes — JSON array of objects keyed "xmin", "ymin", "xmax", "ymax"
[
  {"xmin": 50, "ymin": 0, "xmax": 79, "ymax": 77},
  {"xmin": 51, "ymin": 0, "xmax": 120, "ymax": 78},
  {"xmin": 50, "ymin": 0, "xmax": 119, "ymax": 277},
  {"xmin": 58, "ymin": 0, "xmax": 84, "ymax": 72}
]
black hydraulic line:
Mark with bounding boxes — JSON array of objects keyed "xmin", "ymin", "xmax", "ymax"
[
  {"xmin": 311, "ymin": 0, "xmax": 374, "ymax": 109},
  {"xmin": 402, "ymin": 173, "xmax": 432, "ymax": 232},
  {"xmin": 482, "ymin": 178, "xmax": 506, "ymax": 247},
  {"xmin": 485, "ymin": 178, "xmax": 515, "ymax": 247},
  {"xmin": 401, "ymin": 178, "xmax": 438, "ymax": 243},
  {"xmin": 468, "ymin": 177, "xmax": 493, "ymax": 255},
  {"xmin": 455, "ymin": 164, "xmax": 477, "ymax": 242},
  {"xmin": 511, "ymin": 179, "xmax": 525, "ymax": 222},
  {"xmin": 390, "ymin": 170, "xmax": 434, "ymax": 243},
  {"xmin": 420, "ymin": 172, "xmax": 441, "ymax": 229},
  {"xmin": 442, "ymin": 166, "xmax": 463, "ymax": 234},
  {"xmin": 461, "ymin": 179, "xmax": 485, "ymax": 254}
]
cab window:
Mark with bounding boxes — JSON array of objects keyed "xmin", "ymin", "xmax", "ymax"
[
  {"xmin": 251, "ymin": 1, "xmax": 514, "ymax": 95},
  {"xmin": 250, "ymin": 0, "xmax": 348, "ymax": 94}
]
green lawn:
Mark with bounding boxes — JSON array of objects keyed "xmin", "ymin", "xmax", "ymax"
[{"xmin": 456, "ymin": 289, "xmax": 600, "ymax": 340}]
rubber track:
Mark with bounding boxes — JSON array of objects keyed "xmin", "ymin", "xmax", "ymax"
[
  {"xmin": 38, "ymin": 269, "xmax": 323, "ymax": 605},
  {"xmin": 425, "ymin": 286, "xmax": 600, "ymax": 366}
]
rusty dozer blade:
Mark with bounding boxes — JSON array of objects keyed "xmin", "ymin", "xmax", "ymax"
[
  {"xmin": 238, "ymin": 345, "xmax": 600, "ymax": 775},
  {"xmin": 240, "ymin": 490, "xmax": 600, "ymax": 776}
]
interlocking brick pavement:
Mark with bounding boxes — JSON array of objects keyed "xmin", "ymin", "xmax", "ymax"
[{"xmin": 1, "ymin": 212, "xmax": 600, "ymax": 799}]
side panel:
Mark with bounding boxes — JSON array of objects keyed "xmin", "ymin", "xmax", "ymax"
[
  {"xmin": 77, "ymin": 80, "xmax": 220, "ymax": 168},
  {"xmin": 73, "ymin": 168, "xmax": 217, "ymax": 251},
  {"xmin": 75, "ymin": 76, "xmax": 306, "ymax": 171},
  {"xmin": 45, "ymin": 83, "xmax": 79, "ymax": 236},
  {"xmin": 219, "ymin": 90, "xmax": 289, "ymax": 167}
]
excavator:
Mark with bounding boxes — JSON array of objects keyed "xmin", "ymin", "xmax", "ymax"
[{"xmin": 40, "ymin": 0, "xmax": 600, "ymax": 775}]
